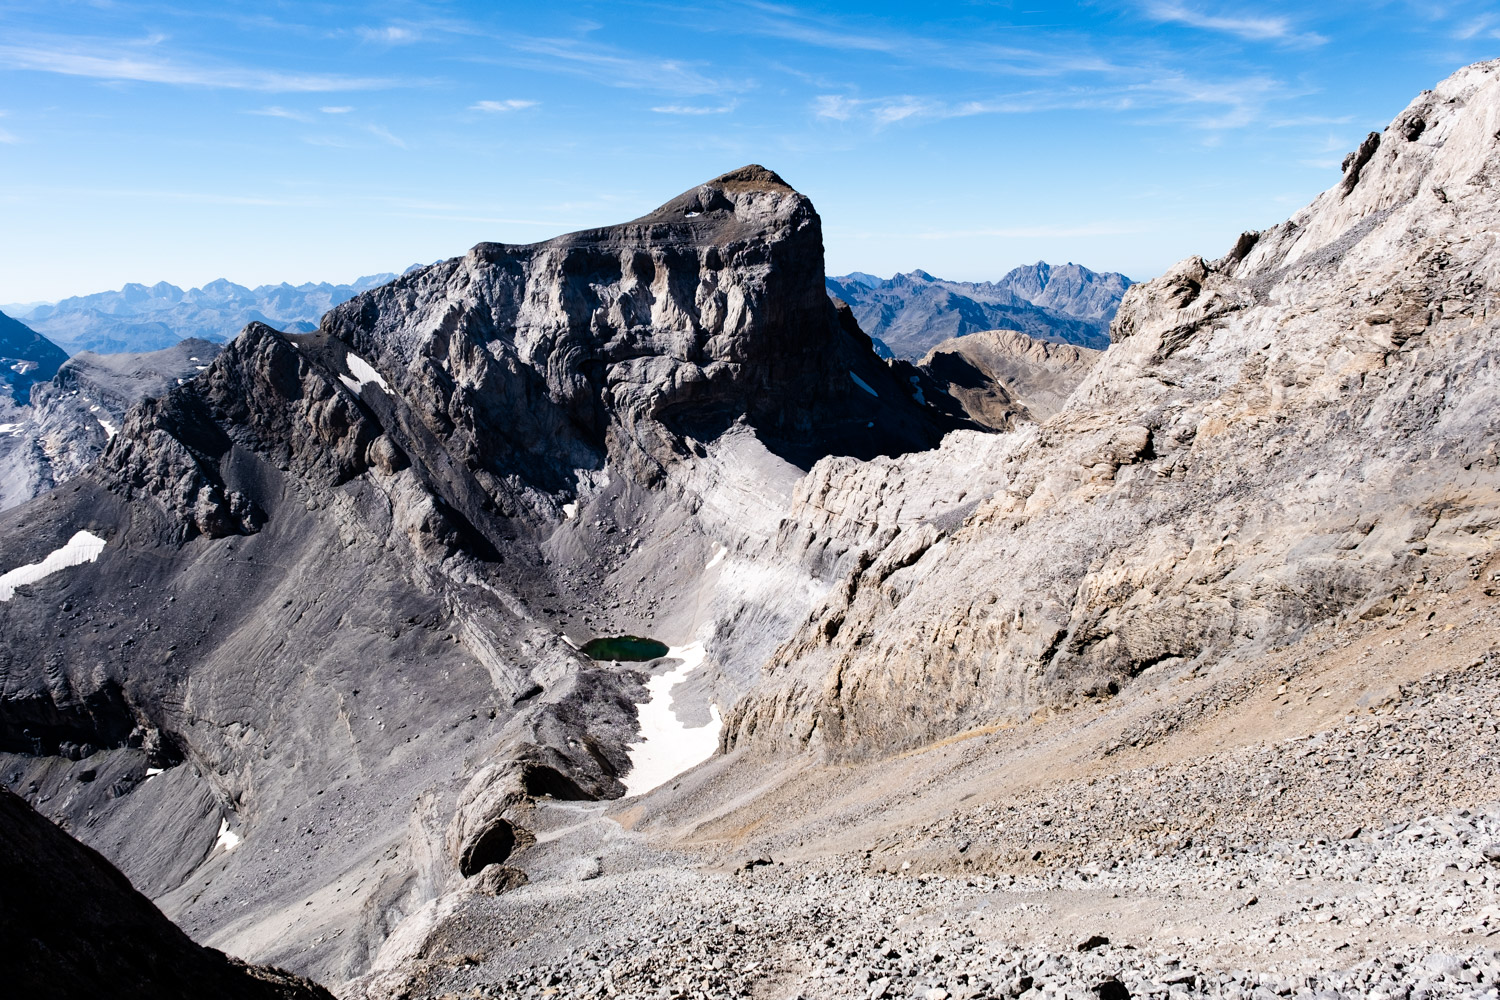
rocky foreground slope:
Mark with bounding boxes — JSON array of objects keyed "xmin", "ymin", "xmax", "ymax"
[{"xmin": 724, "ymin": 59, "xmax": 1500, "ymax": 762}]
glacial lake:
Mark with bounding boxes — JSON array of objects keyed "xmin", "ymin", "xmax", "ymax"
[{"xmin": 581, "ymin": 636, "xmax": 670, "ymax": 661}]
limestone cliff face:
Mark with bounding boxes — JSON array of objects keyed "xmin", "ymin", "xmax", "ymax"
[
  {"xmin": 316, "ymin": 164, "xmax": 948, "ymax": 501},
  {"xmin": 725, "ymin": 60, "xmax": 1500, "ymax": 760}
]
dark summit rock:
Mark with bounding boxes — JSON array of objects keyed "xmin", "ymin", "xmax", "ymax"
[{"xmin": 0, "ymin": 785, "xmax": 334, "ymax": 1000}]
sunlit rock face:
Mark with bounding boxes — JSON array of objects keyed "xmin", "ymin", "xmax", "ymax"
[{"xmin": 726, "ymin": 59, "xmax": 1500, "ymax": 761}]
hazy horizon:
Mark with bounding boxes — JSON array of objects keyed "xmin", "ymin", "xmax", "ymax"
[{"xmin": 2, "ymin": 1, "xmax": 1498, "ymax": 302}]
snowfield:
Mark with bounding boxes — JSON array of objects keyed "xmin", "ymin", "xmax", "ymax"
[
  {"xmin": 340, "ymin": 352, "xmax": 390, "ymax": 395},
  {"xmin": 0, "ymin": 531, "xmax": 107, "ymax": 601},
  {"xmin": 622, "ymin": 642, "xmax": 722, "ymax": 797}
]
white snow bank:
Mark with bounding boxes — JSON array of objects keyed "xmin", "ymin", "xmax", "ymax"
[
  {"xmin": 563, "ymin": 502, "xmax": 578, "ymax": 519},
  {"xmin": 705, "ymin": 545, "xmax": 727, "ymax": 570},
  {"xmin": 0, "ymin": 423, "xmax": 16, "ymax": 434},
  {"xmin": 342, "ymin": 352, "xmax": 390, "ymax": 395},
  {"xmin": 215, "ymin": 817, "xmax": 242, "ymax": 852},
  {"xmin": 623, "ymin": 641, "xmax": 721, "ymax": 797},
  {"xmin": 97, "ymin": 417, "xmax": 117, "ymax": 438},
  {"xmin": 850, "ymin": 371, "xmax": 879, "ymax": 397},
  {"xmin": 0, "ymin": 531, "xmax": 107, "ymax": 602}
]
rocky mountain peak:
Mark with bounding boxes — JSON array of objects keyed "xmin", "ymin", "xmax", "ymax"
[{"xmin": 301, "ymin": 165, "xmax": 952, "ymax": 511}]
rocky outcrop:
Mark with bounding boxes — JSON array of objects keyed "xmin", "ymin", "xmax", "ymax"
[
  {"xmin": 0, "ymin": 785, "xmax": 334, "ymax": 1000},
  {"xmin": 918, "ymin": 329, "xmax": 1101, "ymax": 429},
  {"xmin": 827, "ymin": 263, "xmax": 1131, "ymax": 358},
  {"xmin": 0, "ymin": 338, "xmax": 222, "ymax": 512},
  {"xmin": 725, "ymin": 59, "xmax": 1500, "ymax": 760}
]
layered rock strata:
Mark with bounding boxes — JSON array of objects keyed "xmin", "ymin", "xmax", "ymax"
[{"xmin": 726, "ymin": 59, "xmax": 1500, "ymax": 760}]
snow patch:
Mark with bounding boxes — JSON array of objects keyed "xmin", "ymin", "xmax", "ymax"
[
  {"xmin": 0, "ymin": 531, "xmax": 107, "ymax": 602},
  {"xmin": 562, "ymin": 502, "xmax": 578, "ymax": 520},
  {"xmin": 850, "ymin": 371, "xmax": 879, "ymax": 397},
  {"xmin": 345, "ymin": 352, "xmax": 390, "ymax": 393},
  {"xmin": 145, "ymin": 767, "xmax": 164, "ymax": 779},
  {"xmin": 705, "ymin": 545, "xmax": 728, "ymax": 570},
  {"xmin": 623, "ymin": 642, "xmax": 721, "ymax": 797},
  {"xmin": 685, "ymin": 211, "xmax": 701, "ymax": 218},
  {"xmin": 97, "ymin": 417, "xmax": 117, "ymax": 438},
  {"xmin": 0, "ymin": 423, "xmax": 16, "ymax": 434},
  {"xmin": 215, "ymin": 817, "xmax": 242, "ymax": 852}
]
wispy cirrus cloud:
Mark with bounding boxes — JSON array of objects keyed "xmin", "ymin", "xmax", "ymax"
[
  {"xmin": 246, "ymin": 105, "xmax": 314, "ymax": 122},
  {"xmin": 320, "ymin": 106, "xmax": 353, "ymax": 114},
  {"xmin": 499, "ymin": 35, "xmax": 751, "ymax": 96},
  {"xmin": 704, "ymin": 2, "xmax": 1120, "ymax": 79},
  {"xmin": 813, "ymin": 68, "xmax": 1291, "ymax": 132},
  {"xmin": 651, "ymin": 102, "xmax": 736, "ymax": 115},
  {"xmin": 470, "ymin": 99, "xmax": 538, "ymax": 112},
  {"xmin": 356, "ymin": 25, "xmax": 419, "ymax": 45},
  {"xmin": 365, "ymin": 124, "xmax": 407, "ymax": 148},
  {"xmin": 1146, "ymin": 3, "xmax": 1327, "ymax": 46},
  {"xmin": 0, "ymin": 37, "xmax": 400, "ymax": 91},
  {"xmin": 1456, "ymin": 13, "xmax": 1500, "ymax": 39}
]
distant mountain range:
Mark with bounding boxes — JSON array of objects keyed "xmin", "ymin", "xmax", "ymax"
[
  {"xmin": 827, "ymin": 262, "xmax": 1132, "ymax": 359},
  {"xmin": 0, "ymin": 310, "xmax": 69, "ymax": 407},
  {"xmin": 13, "ymin": 275, "xmax": 401, "ymax": 355}
]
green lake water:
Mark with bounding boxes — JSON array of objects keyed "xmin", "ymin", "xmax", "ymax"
[{"xmin": 581, "ymin": 636, "xmax": 670, "ymax": 661}]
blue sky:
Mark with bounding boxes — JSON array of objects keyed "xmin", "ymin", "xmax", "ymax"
[{"xmin": 1, "ymin": 1, "xmax": 1498, "ymax": 303}]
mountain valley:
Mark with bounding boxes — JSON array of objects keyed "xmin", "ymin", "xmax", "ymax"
[{"xmin": 2, "ymin": 59, "xmax": 1500, "ymax": 1000}]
